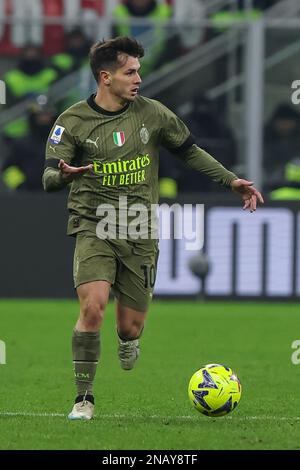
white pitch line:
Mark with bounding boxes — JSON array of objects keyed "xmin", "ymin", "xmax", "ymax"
[
  {"xmin": 0, "ymin": 412, "xmax": 65, "ymax": 417},
  {"xmin": 0, "ymin": 412, "xmax": 300, "ymax": 421}
]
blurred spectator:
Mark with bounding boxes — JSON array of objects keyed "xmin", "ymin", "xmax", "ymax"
[
  {"xmin": 270, "ymin": 158, "xmax": 300, "ymax": 200},
  {"xmin": 239, "ymin": 0, "xmax": 278, "ymax": 9},
  {"xmin": 173, "ymin": 0, "xmax": 206, "ymax": 53},
  {"xmin": 209, "ymin": 0, "xmax": 277, "ymax": 88},
  {"xmin": 1, "ymin": 97, "xmax": 57, "ymax": 191},
  {"xmin": 159, "ymin": 95, "xmax": 237, "ymax": 196},
  {"xmin": 49, "ymin": 28, "xmax": 94, "ymax": 113},
  {"xmin": 3, "ymin": 44, "xmax": 58, "ymax": 142},
  {"xmin": 4, "ymin": 44, "xmax": 58, "ymax": 106},
  {"xmin": 112, "ymin": 0, "xmax": 173, "ymax": 76},
  {"xmin": 264, "ymin": 104, "xmax": 300, "ymax": 191},
  {"xmin": 187, "ymin": 95, "xmax": 237, "ymax": 169},
  {"xmin": 51, "ymin": 28, "xmax": 92, "ymax": 77},
  {"xmin": 211, "ymin": 0, "xmax": 277, "ymax": 31}
]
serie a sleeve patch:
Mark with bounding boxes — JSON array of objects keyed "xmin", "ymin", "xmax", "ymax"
[{"xmin": 50, "ymin": 125, "xmax": 65, "ymax": 145}]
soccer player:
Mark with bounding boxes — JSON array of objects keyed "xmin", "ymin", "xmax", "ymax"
[{"xmin": 43, "ymin": 37, "xmax": 263, "ymax": 420}]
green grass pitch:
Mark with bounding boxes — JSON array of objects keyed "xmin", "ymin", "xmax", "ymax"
[{"xmin": 0, "ymin": 300, "xmax": 300, "ymax": 450}]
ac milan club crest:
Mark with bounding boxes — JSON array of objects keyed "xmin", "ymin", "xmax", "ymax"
[{"xmin": 140, "ymin": 125, "xmax": 149, "ymax": 144}]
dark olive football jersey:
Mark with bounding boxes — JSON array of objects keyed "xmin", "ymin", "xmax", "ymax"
[
  {"xmin": 45, "ymin": 95, "xmax": 190, "ymax": 234},
  {"xmin": 44, "ymin": 94, "xmax": 237, "ymax": 235}
]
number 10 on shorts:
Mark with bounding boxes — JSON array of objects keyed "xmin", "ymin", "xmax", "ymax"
[{"xmin": 141, "ymin": 264, "xmax": 156, "ymax": 288}]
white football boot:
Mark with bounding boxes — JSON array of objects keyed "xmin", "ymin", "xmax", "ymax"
[{"xmin": 68, "ymin": 395, "xmax": 94, "ymax": 420}]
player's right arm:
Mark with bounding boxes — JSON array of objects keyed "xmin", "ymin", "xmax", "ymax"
[
  {"xmin": 42, "ymin": 116, "xmax": 91, "ymax": 192},
  {"xmin": 43, "ymin": 164, "xmax": 67, "ymax": 192},
  {"xmin": 43, "ymin": 158, "xmax": 92, "ymax": 192}
]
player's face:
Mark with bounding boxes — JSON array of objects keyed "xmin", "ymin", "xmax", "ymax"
[{"xmin": 109, "ymin": 55, "xmax": 142, "ymax": 103}]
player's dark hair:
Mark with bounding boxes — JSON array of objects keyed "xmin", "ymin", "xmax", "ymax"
[{"xmin": 89, "ymin": 36, "xmax": 144, "ymax": 83}]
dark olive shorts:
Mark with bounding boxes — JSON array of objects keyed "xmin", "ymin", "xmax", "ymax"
[{"xmin": 73, "ymin": 231, "xmax": 159, "ymax": 312}]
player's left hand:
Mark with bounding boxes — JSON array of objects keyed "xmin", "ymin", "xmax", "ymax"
[{"xmin": 230, "ymin": 179, "xmax": 264, "ymax": 212}]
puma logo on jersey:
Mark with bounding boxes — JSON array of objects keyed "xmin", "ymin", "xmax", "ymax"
[{"xmin": 86, "ymin": 137, "xmax": 100, "ymax": 149}]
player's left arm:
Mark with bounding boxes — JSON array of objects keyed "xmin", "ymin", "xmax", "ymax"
[
  {"xmin": 157, "ymin": 102, "xmax": 263, "ymax": 212},
  {"xmin": 178, "ymin": 143, "xmax": 264, "ymax": 212}
]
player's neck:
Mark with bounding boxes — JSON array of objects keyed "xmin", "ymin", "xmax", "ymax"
[{"xmin": 94, "ymin": 90, "xmax": 128, "ymax": 113}]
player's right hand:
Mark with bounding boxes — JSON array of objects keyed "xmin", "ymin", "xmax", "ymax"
[{"xmin": 58, "ymin": 159, "xmax": 93, "ymax": 182}]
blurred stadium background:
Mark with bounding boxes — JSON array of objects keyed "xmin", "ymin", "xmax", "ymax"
[{"xmin": 1, "ymin": 0, "xmax": 300, "ymax": 451}]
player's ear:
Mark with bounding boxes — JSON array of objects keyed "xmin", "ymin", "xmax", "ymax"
[{"xmin": 100, "ymin": 71, "xmax": 111, "ymax": 86}]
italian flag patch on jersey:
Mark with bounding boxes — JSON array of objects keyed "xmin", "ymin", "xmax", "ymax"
[{"xmin": 113, "ymin": 131, "xmax": 125, "ymax": 147}]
